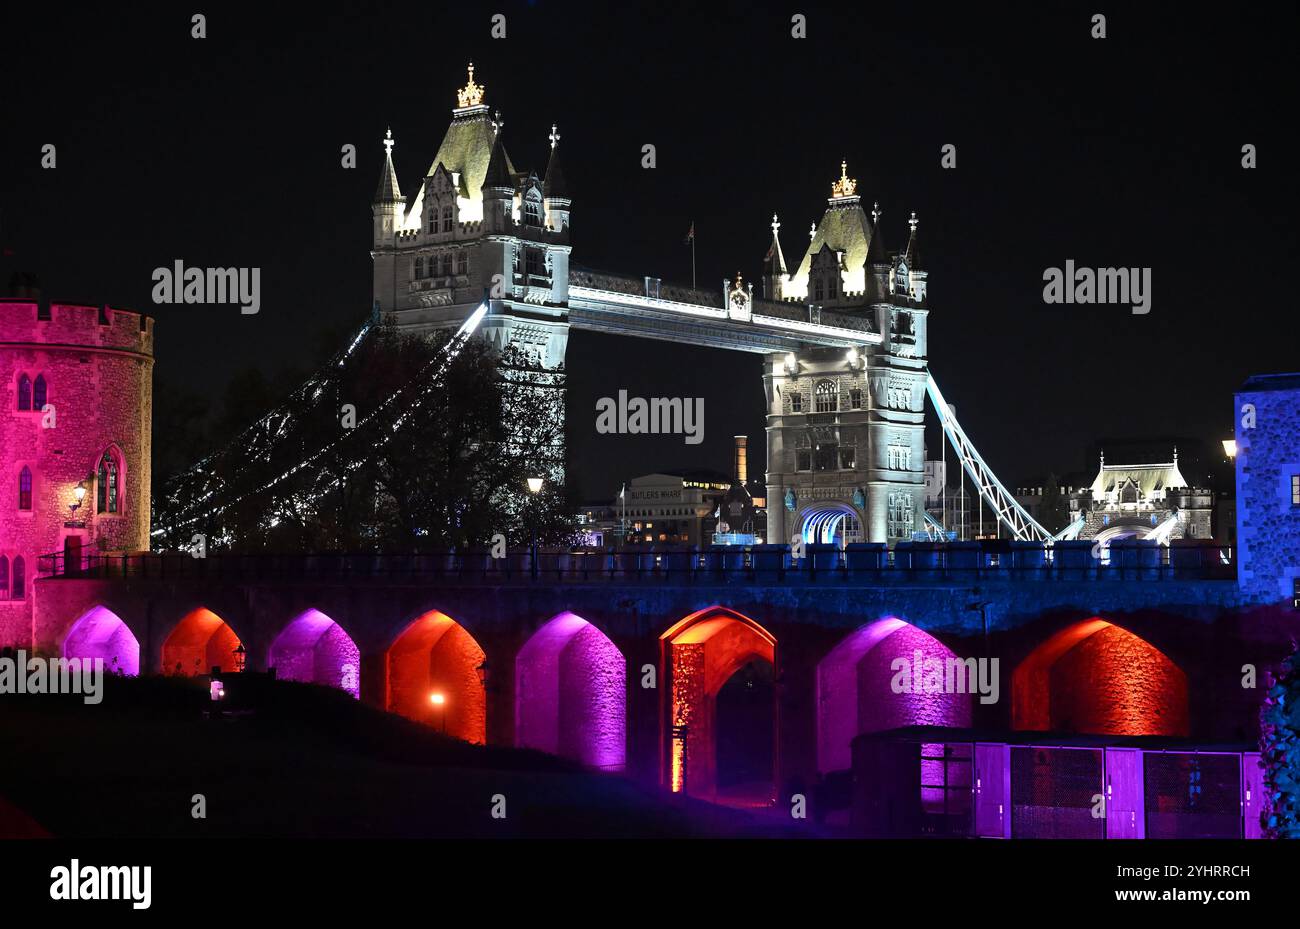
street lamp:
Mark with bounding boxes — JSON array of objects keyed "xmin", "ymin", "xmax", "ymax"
[
  {"xmin": 430, "ymin": 692, "xmax": 447, "ymax": 733},
  {"xmin": 1222, "ymin": 439, "xmax": 1237, "ymax": 459},
  {"xmin": 527, "ymin": 477, "xmax": 544, "ymax": 578},
  {"xmin": 476, "ymin": 659, "xmax": 490, "ymax": 689},
  {"xmin": 232, "ymin": 643, "xmax": 247, "ymax": 673}
]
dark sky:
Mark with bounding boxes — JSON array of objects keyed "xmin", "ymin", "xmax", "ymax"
[{"xmin": 3, "ymin": 3, "xmax": 1294, "ymax": 503}]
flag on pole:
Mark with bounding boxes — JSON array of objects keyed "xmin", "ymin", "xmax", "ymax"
[
  {"xmin": 618, "ymin": 483, "xmax": 625, "ymax": 500},
  {"xmin": 684, "ymin": 221, "xmax": 694, "ymax": 244}
]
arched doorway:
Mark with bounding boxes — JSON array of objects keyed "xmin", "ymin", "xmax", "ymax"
[
  {"xmin": 660, "ymin": 606, "xmax": 777, "ymax": 805},
  {"xmin": 386, "ymin": 610, "xmax": 486, "ymax": 743},
  {"xmin": 162, "ymin": 608, "xmax": 242, "ymax": 676},
  {"xmin": 816, "ymin": 618, "xmax": 974, "ymax": 774},
  {"xmin": 515, "ymin": 612, "xmax": 625, "ymax": 770},
  {"xmin": 799, "ymin": 502, "xmax": 863, "ymax": 545},
  {"xmin": 270, "ymin": 609, "xmax": 361, "ymax": 698},
  {"xmin": 62, "ymin": 606, "xmax": 139, "ymax": 676},
  {"xmin": 1012, "ymin": 618, "xmax": 1188, "ymax": 736}
]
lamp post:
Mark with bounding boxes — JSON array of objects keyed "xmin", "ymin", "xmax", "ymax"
[
  {"xmin": 430, "ymin": 692, "xmax": 446, "ymax": 733},
  {"xmin": 527, "ymin": 476, "xmax": 544, "ymax": 579}
]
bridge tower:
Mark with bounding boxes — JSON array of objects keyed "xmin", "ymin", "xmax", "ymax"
[
  {"xmin": 371, "ymin": 64, "xmax": 571, "ymax": 486},
  {"xmin": 762, "ymin": 164, "xmax": 929, "ymax": 546},
  {"xmin": 370, "ymin": 63, "xmax": 572, "ymax": 371}
]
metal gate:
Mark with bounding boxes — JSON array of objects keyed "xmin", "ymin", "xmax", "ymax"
[
  {"xmin": 1143, "ymin": 751, "xmax": 1243, "ymax": 838},
  {"xmin": 1011, "ymin": 746, "xmax": 1105, "ymax": 838}
]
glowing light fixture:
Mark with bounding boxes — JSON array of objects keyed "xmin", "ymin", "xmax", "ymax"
[
  {"xmin": 527, "ymin": 477, "xmax": 544, "ymax": 494},
  {"xmin": 1222, "ymin": 439, "xmax": 1237, "ymax": 458},
  {"xmin": 429, "ymin": 692, "xmax": 446, "ymax": 706}
]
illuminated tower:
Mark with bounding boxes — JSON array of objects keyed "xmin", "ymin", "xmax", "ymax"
[
  {"xmin": 370, "ymin": 63, "xmax": 571, "ymax": 370},
  {"xmin": 761, "ymin": 162, "xmax": 928, "ymax": 546},
  {"xmin": 0, "ymin": 287, "xmax": 154, "ymax": 646}
]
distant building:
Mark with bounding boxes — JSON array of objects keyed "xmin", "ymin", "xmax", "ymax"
[
  {"xmin": 1235, "ymin": 373, "xmax": 1300, "ymax": 604},
  {"xmin": 1070, "ymin": 448, "xmax": 1212, "ymax": 542}
]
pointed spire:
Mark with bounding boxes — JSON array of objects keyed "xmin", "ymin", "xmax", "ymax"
[
  {"xmin": 373, "ymin": 128, "xmax": 403, "ymax": 204},
  {"xmin": 544, "ymin": 123, "xmax": 569, "ymax": 200},
  {"xmin": 765, "ymin": 212, "xmax": 788, "ymax": 275},
  {"xmin": 867, "ymin": 201, "xmax": 887, "ymax": 264},
  {"xmin": 905, "ymin": 211, "xmax": 922, "ymax": 270},
  {"xmin": 481, "ymin": 131, "xmax": 513, "ymax": 191}
]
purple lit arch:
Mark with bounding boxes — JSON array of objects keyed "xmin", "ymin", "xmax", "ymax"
[
  {"xmin": 62, "ymin": 606, "xmax": 140, "ymax": 676},
  {"xmin": 269, "ymin": 609, "xmax": 361, "ymax": 698},
  {"xmin": 515, "ymin": 612, "xmax": 626, "ymax": 771},
  {"xmin": 816, "ymin": 618, "xmax": 973, "ymax": 773}
]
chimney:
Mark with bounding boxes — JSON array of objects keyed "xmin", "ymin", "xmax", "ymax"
[{"xmin": 734, "ymin": 435, "xmax": 748, "ymax": 484}]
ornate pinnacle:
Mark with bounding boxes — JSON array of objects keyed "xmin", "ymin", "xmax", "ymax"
[
  {"xmin": 831, "ymin": 160, "xmax": 858, "ymax": 199},
  {"xmin": 457, "ymin": 62, "xmax": 486, "ymax": 108}
]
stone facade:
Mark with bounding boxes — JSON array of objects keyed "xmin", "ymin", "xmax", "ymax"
[
  {"xmin": 1235, "ymin": 373, "xmax": 1300, "ymax": 603},
  {"xmin": 0, "ymin": 298, "xmax": 153, "ymax": 646}
]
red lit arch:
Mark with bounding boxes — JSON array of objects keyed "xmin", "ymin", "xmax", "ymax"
[
  {"xmin": 386, "ymin": 610, "xmax": 486, "ymax": 743},
  {"xmin": 660, "ymin": 606, "xmax": 777, "ymax": 802},
  {"xmin": 1012, "ymin": 618, "xmax": 1188, "ymax": 736},
  {"xmin": 162, "ymin": 608, "xmax": 242, "ymax": 676}
]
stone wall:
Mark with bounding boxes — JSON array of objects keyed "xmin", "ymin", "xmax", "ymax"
[{"xmin": 1236, "ymin": 376, "xmax": 1300, "ymax": 603}]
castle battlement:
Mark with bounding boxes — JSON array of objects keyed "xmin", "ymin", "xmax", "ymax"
[{"xmin": 0, "ymin": 300, "xmax": 154, "ymax": 357}]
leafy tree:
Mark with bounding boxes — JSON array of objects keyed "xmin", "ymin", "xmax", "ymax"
[{"xmin": 1261, "ymin": 647, "xmax": 1300, "ymax": 838}]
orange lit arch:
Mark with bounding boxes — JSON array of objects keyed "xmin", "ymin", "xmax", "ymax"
[
  {"xmin": 386, "ymin": 610, "xmax": 486, "ymax": 743},
  {"xmin": 162, "ymin": 608, "xmax": 242, "ymax": 676},
  {"xmin": 660, "ymin": 606, "xmax": 777, "ymax": 801}
]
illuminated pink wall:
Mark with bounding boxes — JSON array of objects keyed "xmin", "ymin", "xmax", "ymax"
[
  {"xmin": 816, "ymin": 618, "xmax": 972, "ymax": 773},
  {"xmin": 61, "ymin": 606, "xmax": 139, "ymax": 676},
  {"xmin": 162, "ymin": 607, "xmax": 241, "ymax": 675},
  {"xmin": 515, "ymin": 612, "xmax": 626, "ymax": 770},
  {"xmin": 0, "ymin": 300, "xmax": 153, "ymax": 647},
  {"xmin": 1012, "ymin": 618, "xmax": 1188, "ymax": 736},
  {"xmin": 270, "ymin": 609, "xmax": 360, "ymax": 698}
]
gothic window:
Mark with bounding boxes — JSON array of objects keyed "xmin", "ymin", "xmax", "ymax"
[
  {"xmin": 524, "ymin": 197, "xmax": 542, "ymax": 228},
  {"xmin": 850, "ymin": 388, "xmax": 862, "ymax": 409},
  {"xmin": 427, "ymin": 210, "xmax": 437, "ymax": 234},
  {"xmin": 795, "ymin": 432, "xmax": 812, "ymax": 472},
  {"xmin": 17, "ymin": 374, "xmax": 31, "ymax": 411},
  {"xmin": 33, "ymin": 375, "xmax": 47, "ymax": 410},
  {"xmin": 442, "ymin": 205, "xmax": 453, "ymax": 231},
  {"xmin": 827, "ymin": 274, "xmax": 838, "ymax": 299},
  {"xmin": 839, "ymin": 446, "xmax": 855, "ymax": 469},
  {"xmin": 814, "ymin": 279, "xmax": 824, "ymax": 301},
  {"xmin": 97, "ymin": 451, "xmax": 120, "ymax": 514},
  {"xmin": 525, "ymin": 248, "xmax": 544, "ymax": 277},
  {"xmin": 789, "ymin": 391, "xmax": 803, "ymax": 413},
  {"xmin": 456, "ymin": 251, "xmax": 468, "ymax": 276},
  {"xmin": 11, "ymin": 557, "xmax": 23, "ymax": 600},
  {"xmin": 0, "ymin": 557, "xmax": 7, "ymax": 599},
  {"xmin": 441, "ymin": 253, "xmax": 454, "ymax": 277},
  {"xmin": 814, "ymin": 431, "xmax": 839, "ymax": 471},
  {"xmin": 888, "ymin": 492, "xmax": 915, "ymax": 539},
  {"xmin": 18, "ymin": 467, "xmax": 32, "ymax": 510},
  {"xmin": 415, "ymin": 257, "xmax": 425, "ymax": 279},
  {"xmin": 815, "ymin": 380, "xmax": 837, "ymax": 413}
]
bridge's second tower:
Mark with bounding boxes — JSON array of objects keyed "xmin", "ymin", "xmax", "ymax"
[{"xmin": 762, "ymin": 164, "xmax": 929, "ymax": 546}]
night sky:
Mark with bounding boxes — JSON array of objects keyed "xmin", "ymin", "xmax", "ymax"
[{"xmin": 2, "ymin": 3, "xmax": 1294, "ymax": 503}]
